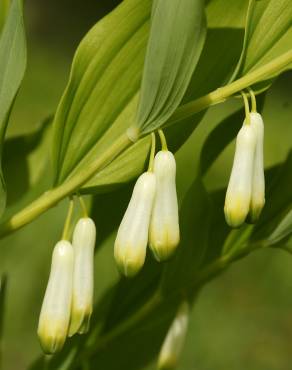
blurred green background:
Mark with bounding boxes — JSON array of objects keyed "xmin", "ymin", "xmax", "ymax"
[{"xmin": 1, "ymin": 0, "xmax": 292, "ymax": 369}]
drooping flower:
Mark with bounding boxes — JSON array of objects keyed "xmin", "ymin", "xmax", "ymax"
[
  {"xmin": 224, "ymin": 121, "xmax": 256, "ymax": 227},
  {"xmin": 149, "ymin": 150, "xmax": 180, "ymax": 261},
  {"xmin": 38, "ymin": 240, "xmax": 74, "ymax": 354},
  {"xmin": 158, "ymin": 301, "xmax": 189, "ymax": 370},
  {"xmin": 69, "ymin": 217, "xmax": 96, "ymax": 337},
  {"xmin": 249, "ymin": 112, "xmax": 265, "ymax": 222},
  {"xmin": 114, "ymin": 172, "xmax": 156, "ymax": 277}
]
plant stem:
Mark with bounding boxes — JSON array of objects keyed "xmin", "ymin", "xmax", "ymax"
[
  {"xmin": 0, "ymin": 51, "xmax": 292, "ymax": 238},
  {"xmin": 0, "ymin": 133, "xmax": 131, "ymax": 237},
  {"xmin": 168, "ymin": 50, "xmax": 292, "ymax": 126}
]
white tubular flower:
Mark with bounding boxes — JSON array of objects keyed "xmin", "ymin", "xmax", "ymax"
[
  {"xmin": 249, "ymin": 112, "xmax": 265, "ymax": 222},
  {"xmin": 38, "ymin": 240, "xmax": 74, "ymax": 354},
  {"xmin": 114, "ymin": 172, "xmax": 156, "ymax": 277},
  {"xmin": 69, "ymin": 217, "xmax": 96, "ymax": 337},
  {"xmin": 224, "ymin": 122, "xmax": 256, "ymax": 227},
  {"xmin": 149, "ymin": 151, "xmax": 179, "ymax": 261},
  {"xmin": 158, "ymin": 301, "xmax": 189, "ymax": 370}
]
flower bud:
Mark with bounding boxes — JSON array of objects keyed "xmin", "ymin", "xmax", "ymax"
[
  {"xmin": 68, "ymin": 217, "xmax": 96, "ymax": 337},
  {"xmin": 224, "ymin": 122, "xmax": 256, "ymax": 227},
  {"xmin": 38, "ymin": 240, "xmax": 74, "ymax": 354},
  {"xmin": 149, "ymin": 151, "xmax": 179, "ymax": 261},
  {"xmin": 249, "ymin": 112, "xmax": 265, "ymax": 223},
  {"xmin": 158, "ymin": 301, "xmax": 189, "ymax": 370},
  {"xmin": 114, "ymin": 172, "xmax": 156, "ymax": 277}
]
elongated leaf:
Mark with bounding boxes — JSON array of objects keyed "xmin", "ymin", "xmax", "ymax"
[
  {"xmin": 2, "ymin": 117, "xmax": 51, "ymax": 211},
  {"xmin": 206, "ymin": 0, "xmax": 248, "ymax": 28},
  {"xmin": 0, "ymin": 0, "xmax": 26, "ymax": 216},
  {"xmin": 161, "ymin": 178, "xmax": 211, "ymax": 295},
  {"xmin": 252, "ymin": 151, "xmax": 292, "ymax": 240},
  {"xmin": 84, "ymin": 299, "xmax": 177, "ymax": 370},
  {"xmin": 0, "ymin": 275, "xmax": 6, "ymax": 370},
  {"xmin": 83, "ymin": 16, "xmax": 245, "ymax": 194},
  {"xmin": 52, "ymin": 0, "xmax": 151, "ymax": 185},
  {"xmin": 0, "ymin": 274, "xmax": 7, "ymax": 361},
  {"xmin": 0, "ymin": 0, "xmax": 10, "ymax": 33},
  {"xmin": 52, "ymin": 0, "xmax": 205, "ymax": 186},
  {"xmin": 200, "ymin": 109, "xmax": 243, "ymax": 177},
  {"xmin": 267, "ymin": 207, "xmax": 292, "ymax": 245},
  {"xmin": 178, "ymin": 0, "xmax": 247, "ymax": 102},
  {"xmin": 52, "ymin": 0, "xmax": 245, "ymax": 194},
  {"xmin": 232, "ymin": 0, "xmax": 292, "ymax": 82},
  {"xmin": 135, "ymin": 0, "xmax": 206, "ymax": 134}
]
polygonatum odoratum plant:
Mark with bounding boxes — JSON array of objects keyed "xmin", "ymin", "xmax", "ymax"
[{"xmin": 0, "ymin": 0, "xmax": 292, "ymax": 369}]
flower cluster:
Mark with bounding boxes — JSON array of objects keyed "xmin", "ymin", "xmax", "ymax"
[
  {"xmin": 224, "ymin": 110, "xmax": 265, "ymax": 228},
  {"xmin": 38, "ymin": 217, "xmax": 96, "ymax": 354},
  {"xmin": 36, "ymin": 91, "xmax": 265, "ymax": 356},
  {"xmin": 114, "ymin": 138, "xmax": 180, "ymax": 277}
]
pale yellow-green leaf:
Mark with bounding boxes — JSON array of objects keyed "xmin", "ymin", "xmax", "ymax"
[
  {"xmin": 51, "ymin": 0, "xmax": 249, "ymax": 195},
  {"xmin": 232, "ymin": 0, "xmax": 292, "ymax": 81}
]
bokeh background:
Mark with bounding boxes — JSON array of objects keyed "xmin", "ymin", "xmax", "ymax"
[{"xmin": 1, "ymin": 0, "xmax": 292, "ymax": 369}]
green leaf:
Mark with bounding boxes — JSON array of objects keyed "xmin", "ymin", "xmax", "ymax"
[
  {"xmin": 232, "ymin": 0, "xmax": 292, "ymax": 82},
  {"xmin": 161, "ymin": 178, "xmax": 211, "ymax": 295},
  {"xmin": 267, "ymin": 207, "xmax": 292, "ymax": 246},
  {"xmin": 0, "ymin": 0, "xmax": 26, "ymax": 216},
  {"xmin": 135, "ymin": 0, "xmax": 206, "ymax": 134},
  {"xmin": 83, "ymin": 14, "xmax": 247, "ymax": 194},
  {"xmin": 200, "ymin": 109, "xmax": 243, "ymax": 177},
  {"xmin": 0, "ymin": 0, "xmax": 10, "ymax": 33},
  {"xmin": 52, "ymin": 0, "xmax": 245, "ymax": 195},
  {"xmin": 51, "ymin": 0, "xmax": 205, "ymax": 188},
  {"xmin": 0, "ymin": 274, "xmax": 7, "ymax": 354},
  {"xmin": 206, "ymin": 0, "xmax": 248, "ymax": 29},
  {"xmin": 103, "ymin": 260, "xmax": 161, "ymax": 332},
  {"xmin": 80, "ymin": 136, "xmax": 151, "ymax": 194},
  {"xmin": 52, "ymin": 0, "xmax": 152, "ymax": 185},
  {"xmin": 204, "ymin": 188, "xmax": 230, "ymax": 261},
  {"xmin": 2, "ymin": 117, "xmax": 52, "ymax": 218},
  {"xmin": 182, "ymin": 0, "xmax": 247, "ymax": 99},
  {"xmin": 252, "ymin": 151, "xmax": 292, "ymax": 240},
  {"xmin": 88, "ymin": 300, "xmax": 177, "ymax": 370}
]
